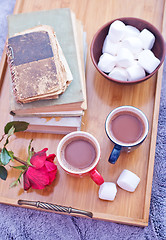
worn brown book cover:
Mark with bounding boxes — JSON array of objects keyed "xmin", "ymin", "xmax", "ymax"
[{"xmin": 7, "ymin": 25, "xmax": 73, "ymax": 103}]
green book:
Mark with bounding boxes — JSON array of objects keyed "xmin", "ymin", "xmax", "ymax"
[{"xmin": 7, "ymin": 8, "xmax": 85, "ymax": 116}]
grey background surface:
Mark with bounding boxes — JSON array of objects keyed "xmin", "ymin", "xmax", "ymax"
[{"xmin": 0, "ymin": 0, "xmax": 165, "ymax": 239}]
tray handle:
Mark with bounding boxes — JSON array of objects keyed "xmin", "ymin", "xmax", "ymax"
[{"xmin": 18, "ymin": 199, "xmax": 93, "ymax": 218}]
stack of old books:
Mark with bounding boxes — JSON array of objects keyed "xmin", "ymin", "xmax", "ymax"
[{"xmin": 6, "ymin": 8, "xmax": 87, "ymax": 134}]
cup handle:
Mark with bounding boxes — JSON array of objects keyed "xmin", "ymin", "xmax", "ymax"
[
  {"xmin": 89, "ymin": 168, "xmax": 104, "ymax": 185},
  {"xmin": 108, "ymin": 144, "xmax": 122, "ymax": 164}
]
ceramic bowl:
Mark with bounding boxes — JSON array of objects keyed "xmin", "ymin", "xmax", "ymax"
[{"xmin": 90, "ymin": 17, "xmax": 165, "ymax": 84}]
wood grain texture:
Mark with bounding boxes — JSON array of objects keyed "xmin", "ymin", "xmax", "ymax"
[{"xmin": 0, "ymin": 0, "xmax": 165, "ymax": 226}]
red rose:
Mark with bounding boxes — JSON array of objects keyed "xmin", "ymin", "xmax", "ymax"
[{"xmin": 23, "ymin": 148, "xmax": 57, "ymax": 191}]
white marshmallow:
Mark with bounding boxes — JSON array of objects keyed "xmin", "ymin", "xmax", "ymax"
[
  {"xmin": 108, "ymin": 20, "xmax": 126, "ymax": 42},
  {"xmin": 133, "ymin": 52, "xmax": 141, "ymax": 60},
  {"xmin": 122, "ymin": 36, "xmax": 143, "ymax": 54},
  {"xmin": 116, "ymin": 47, "xmax": 134, "ymax": 68},
  {"xmin": 123, "ymin": 25, "xmax": 140, "ymax": 39},
  {"xmin": 98, "ymin": 53, "xmax": 116, "ymax": 73},
  {"xmin": 139, "ymin": 28, "xmax": 155, "ymax": 50},
  {"xmin": 117, "ymin": 169, "xmax": 140, "ymax": 192},
  {"xmin": 99, "ymin": 182, "xmax": 117, "ymax": 201},
  {"xmin": 127, "ymin": 63, "xmax": 146, "ymax": 81},
  {"xmin": 109, "ymin": 67, "xmax": 128, "ymax": 81},
  {"xmin": 102, "ymin": 35, "xmax": 120, "ymax": 56},
  {"xmin": 138, "ymin": 49, "xmax": 160, "ymax": 73}
]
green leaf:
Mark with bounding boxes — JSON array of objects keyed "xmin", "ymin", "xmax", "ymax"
[
  {"xmin": 1, "ymin": 148, "xmax": 11, "ymax": 165},
  {"xmin": 4, "ymin": 121, "xmax": 29, "ymax": 134},
  {"xmin": 10, "ymin": 180, "xmax": 18, "ymax": 188},
  {"xmin": 10, "ymin": 171, "xmax": 24, "ymax": 188},
  {"xmin": 27, "ymin": 139, "xmax": 34, "ymax": 165},
  {"xmin": 8, "ymin": 151, "xmax": 14, "ymax": 161},
  {"xmin": 7, "ymin": 126, "xmax": 15, "ymax": 137},
  {"xmin": 0, "ymin": 166, "xmax": 8, "ymax": 180}
]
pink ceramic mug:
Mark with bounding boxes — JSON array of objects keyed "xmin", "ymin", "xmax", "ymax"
[{"xmin": 56, "ymin": 131, "xmax": 104, "ymax": 185}]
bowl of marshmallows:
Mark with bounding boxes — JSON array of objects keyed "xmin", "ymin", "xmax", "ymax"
[{"xmin": 90, "ymin": 17, "xmax": 165, "ymax": 83}]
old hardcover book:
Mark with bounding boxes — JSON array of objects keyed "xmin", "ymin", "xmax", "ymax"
[
  {"xmin": 7, "ymin": 25, "xmax": 73, "ymax": 103},
  {"xmin": 7, "ymin": 8, "xmax": 86, "ymax": 116},
  {"xmin": 11, "ymin": 115, "xmax": 82, "ymax": 134}
]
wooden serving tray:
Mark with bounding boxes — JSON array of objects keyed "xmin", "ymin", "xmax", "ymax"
[{"xmin": 0, "ymin": 0, "xmax": 166, "ymax": 226}]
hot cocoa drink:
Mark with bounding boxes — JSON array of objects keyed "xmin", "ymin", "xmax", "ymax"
[
  {"xmin": 57, "ymin": 131, "xmax": 104, "ymax": 185},
  {"xmin": 61, "ymin": 137, "xmax": 97, "ymax": 171},
  {"xmin": 105, "ymin": 106, "xmax": 149, "ymax": 164},
  {"xmin": 109, "ymin": 111, "xmax": 145, "ymax": 144}
]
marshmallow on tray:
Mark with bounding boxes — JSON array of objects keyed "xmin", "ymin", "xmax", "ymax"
[
  {"xmin": 98, "ymin": 53, "xmax": 116, "ymax": 73},
  {"xmin": 102, "ymin": 35, "xmax": 120, "ymax": 56},
  {"xmin": 138, "ymin": 49, "xmax": 160, "ymax": 73},
  {"xmin": 116, "ymin": 47, "xmax": 134, "ymax": 68},
  {"xmin": 127, "ymin": 63, "xmax": 146, "ymax": 81},
  {"xmin": 139, "ymin": 28, "xmax": 155, "ymax": 50},
  {"xmin": 108, "ymin": 20, "xmax": 126, "ymax": 42},
  {"xmin": 99, "ymin": 182, "xmax": 117, "ymax": 201},
  {"xmin": 117, "ymin": 169, "xmax": 140, "ymax": 192},
  {"xmin": 109, "ymin": 67, "xmax": 128, "ymax": 81}
]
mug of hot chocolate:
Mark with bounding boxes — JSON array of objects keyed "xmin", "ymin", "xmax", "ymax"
[
  {"xmin": 56, "ymin": 131, "xmax": 104, "ymax": 185},
  {"xmin": 105, "ymin": 106, "xmax": 149, "ymax": 164}
]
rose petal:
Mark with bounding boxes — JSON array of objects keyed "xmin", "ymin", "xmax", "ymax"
[
  {"xmin": 45, "ymin": 161, "xmax": 57, "ymax": 185},
  {"xmin": 45, "ymin": 161, "xmax": 57, "ymax": 184},
  {"xmin": 46, "ymin": 154, "xmax": 56, "ymax": 163},
  {"xmin": 45, "ymin": 161, "xmax": 57, "ymax": 172},
  {"xmin": 30, "ymin": 148, "xmax": 48, "ymax": 169},
  {"xmin": 23, "ymin": 171, "xmax": 31, "ymax": 191},
  {"xmin": 23, "ymin": 149, "xmax": 57, "ymax": 190},
  {"xmin": 25, "ymin": 166, "xmax": 49, "ymax": 189},
  {"xmin": 48, "ymin": 169, "xmax": 57, "ymax": 185}
]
